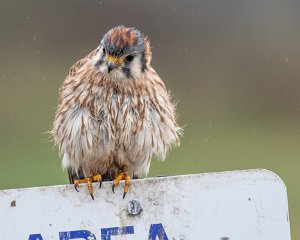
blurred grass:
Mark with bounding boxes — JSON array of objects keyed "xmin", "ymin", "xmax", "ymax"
[{"xmin": 0, "ymin": 0, "xmax": 299, "ymax": 238}]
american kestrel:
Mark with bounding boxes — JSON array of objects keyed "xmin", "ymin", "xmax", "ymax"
[{"xmin": 52, "ymin": 26, "xmax": 181, "ymax": 199}]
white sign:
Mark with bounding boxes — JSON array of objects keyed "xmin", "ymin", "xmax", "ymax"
[{"xmin": 0, "ymin": 169, "xmax": 290, "ymax": 240}]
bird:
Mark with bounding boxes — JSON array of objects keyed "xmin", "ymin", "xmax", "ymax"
[{"xmin": 52, "ymin": 26, "xmax": 181, "ymax": 199}]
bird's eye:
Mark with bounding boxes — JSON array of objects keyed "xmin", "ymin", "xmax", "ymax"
[
  {"xmin": 125, "ymin": 55, "xmax": 134, "ymax": 62},
  {"xmin": 102, "ymin": 48, "xmax": 106, "ymax": 55}
]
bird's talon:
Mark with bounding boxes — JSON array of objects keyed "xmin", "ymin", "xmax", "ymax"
[
  {"xmin": 123, "ymin": 192, "xmax": 127, "ymax": 199},
  {"xmin": 90, "ymin": 193, "xmax": 94, "ymax": 200},
  {"xmin": 73, "ymin": 174, "xmax": 102, "ymax": 199},
  {"xmin": 112, "ymin": 171, "xmax": 131, "ymax": 198}
]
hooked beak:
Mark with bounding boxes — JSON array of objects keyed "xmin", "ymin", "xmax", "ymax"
[
  {"xmin": 107, "ymin": 62, "xmax": 116, "ymax": 73},
  {"xmin": 106, "ymin": 55, "xmax": 119, "ymax": 73}
]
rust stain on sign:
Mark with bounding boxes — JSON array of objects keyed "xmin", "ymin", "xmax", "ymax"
[{"xmin": 10, "ymin": 200, "xmax": 16, "ymax": 207}]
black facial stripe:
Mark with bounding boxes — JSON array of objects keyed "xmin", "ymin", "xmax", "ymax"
[
  {"xmin": 141, "ymin": 51, "xmax": 147, "ymax": 72},
  {"xmin": 95, "ymin": 56, "xmax": 105, "ymax": 67},
  {"xmin": 122, "ymin": 66, "xmax": 131, "ymax": 78}
]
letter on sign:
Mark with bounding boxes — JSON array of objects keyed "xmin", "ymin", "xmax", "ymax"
[
  {"xmin": 59, "ymin": 230, "xmax": 96, "ymax": 240},
  {"xmin": 148, "ymin": 223, "xmax": 169, "ymax": 240},
  {"xmin": 101, "ymin": 226, "xmax": 134, "ymax": 240}
]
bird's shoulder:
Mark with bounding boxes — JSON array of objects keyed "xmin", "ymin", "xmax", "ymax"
[
  {"xmin": 147, "ymin": 67, "xmax": 167, "ymax": 91},
  {"xmin": 67, "ymin": 49, "xmax": 97, "ymax": 78}
]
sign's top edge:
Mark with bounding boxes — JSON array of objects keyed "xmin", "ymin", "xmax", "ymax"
[{"xmin": 0, "ymin": 168, "xmax": 285, "ymax": 193}]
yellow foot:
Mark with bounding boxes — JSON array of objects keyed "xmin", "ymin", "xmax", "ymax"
[
  {"xmin": 112, "ymin": 171, "xmax": 131, "ymax": 199},
  {"xmin": 74, "ymin": 174, "xmax": 102, "ymax": 200}
]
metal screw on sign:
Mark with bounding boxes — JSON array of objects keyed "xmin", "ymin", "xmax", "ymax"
[{"xmin": 127, "ymin": 199, "xmax": 143, "ymax": 215}]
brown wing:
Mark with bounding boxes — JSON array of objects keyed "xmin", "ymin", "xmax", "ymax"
[
  {"xmin": 56, "ymin": 49, "xmax": 97, "ymax": 106},
  {"xmin": 61, "ymin": 50, "xmax": 97, "ymax": 184}
]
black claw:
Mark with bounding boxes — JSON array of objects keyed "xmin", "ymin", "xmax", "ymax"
[
  {"xmin": 99, "ymin": 181, "xmax": 102, "ymax": 188},
  {"xmin": 112, "ymin": 184, "xmax": 115, "ymax": 193},
  {"xmin": 74, "ymin": 185, "xmax": 79, "ymax": 192},
  {"xmin": 123, "ymin": 192, "xmax": 127, "ymax": 199},
  {"xmin": 90, "ymin": 193, "xmax": 94, "ymax": 200}
]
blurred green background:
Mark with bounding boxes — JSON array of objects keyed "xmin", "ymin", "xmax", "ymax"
[{"xmin": 0, "ymin": 0, "xmax": 299, "ymax": 237}]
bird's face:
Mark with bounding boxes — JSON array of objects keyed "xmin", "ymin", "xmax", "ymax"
[{"xmin": 94, "ymin": 26, "xmax": 151, "ymax": 80}]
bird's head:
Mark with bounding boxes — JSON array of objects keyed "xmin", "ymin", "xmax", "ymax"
[{"xmin": 94, "ymin": 26, "xmax": 152, "ymax": 79}]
